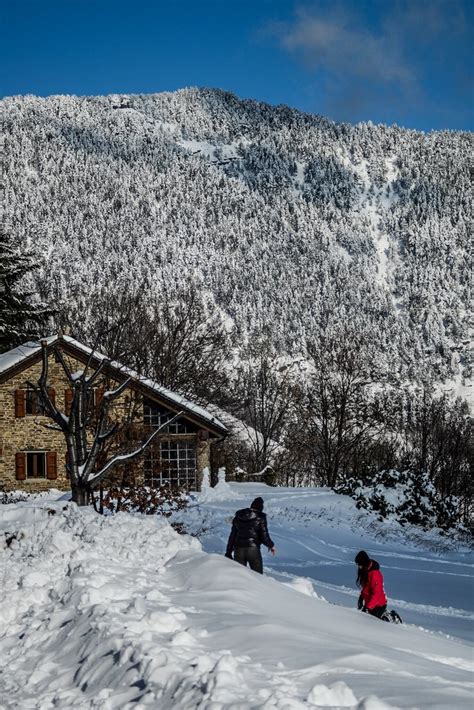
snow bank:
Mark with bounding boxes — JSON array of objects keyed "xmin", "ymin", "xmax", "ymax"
[
  {"xmin": 282, "ymin": 576, "xmax": 327, "ymax": 600},
  {"xmin": 1, "ymin": 501, "xmax": 199, "ymax": 708}
]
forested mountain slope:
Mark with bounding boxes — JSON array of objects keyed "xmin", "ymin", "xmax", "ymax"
[{"xmin": 1, "ymin": 88, "xmax": 471, "ymax": 394}]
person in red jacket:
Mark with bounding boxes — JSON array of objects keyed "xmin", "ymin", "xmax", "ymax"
[{"xmin": 355, "ymin": 550, "xmax": 388, "ymax": 619}]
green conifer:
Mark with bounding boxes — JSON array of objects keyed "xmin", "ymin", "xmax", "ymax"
[{"xmin": 0, "ymin": 231, "xmax": 52, "ymax": 352}]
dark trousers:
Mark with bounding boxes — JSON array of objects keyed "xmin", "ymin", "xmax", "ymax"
[
  {"xmin": 234, "ymin": 546, "xmax": 263, "ymax": 574},
  {"xmin": 368, "ymin": 605, "xmax": 387, "ymax": 619}
]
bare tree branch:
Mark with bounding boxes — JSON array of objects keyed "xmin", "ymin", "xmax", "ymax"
[
  {"xmin": 86, "ymin": 357, "xmax": 108, "ymax": 387},
  {"xmin": 53, "ymin": 345, "xmax": 75, "ymax": 384},
  {"xmin": 88, "ymin": 411, "xmax": 184, "ymax": 485},
  {"xmin": 102, "ymin": 377, "xmax": 132, "ymax": 402},
  {"xmin": 97, "ymin": 423, "xmax": 120, "ymax": 441}
]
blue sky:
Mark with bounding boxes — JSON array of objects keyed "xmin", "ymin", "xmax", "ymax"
[{"xmin": 1, "ymin": 0, "xmax": 473, "ymax": 131}]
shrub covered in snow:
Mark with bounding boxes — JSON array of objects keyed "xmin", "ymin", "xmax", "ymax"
[
  {"xmin": 98, "ymin": 484, "xmax": 189, "ymax": 518},
  {"xmin": 336, "ymin": 469, "xmax": 465, "ymax": 532},
  {"xmin": 1, "ymin": 491, "xmax": 29, "ymax": 505}
]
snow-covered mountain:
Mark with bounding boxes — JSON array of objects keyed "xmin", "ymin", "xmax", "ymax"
[{"xmin": 2, "ymin": 88, "xmax": 471, "ymax": 389}]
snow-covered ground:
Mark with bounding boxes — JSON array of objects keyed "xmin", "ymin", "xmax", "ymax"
[{"xmin": 1, "ymin": 484, "xmax": 472, "ymax": 709}]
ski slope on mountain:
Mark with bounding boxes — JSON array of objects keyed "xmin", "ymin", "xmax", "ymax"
[{"xmin": 1, "ymin": 485, "xmax": 472, "ymax": 708}]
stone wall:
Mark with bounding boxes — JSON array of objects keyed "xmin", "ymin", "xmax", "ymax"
[{"xmin": 0, "ymin": 355, "xmax": 79, "ymax": 491}]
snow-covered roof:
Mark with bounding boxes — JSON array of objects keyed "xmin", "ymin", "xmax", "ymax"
[
  {"xmin": 0, "ymin": 340, "xmax": 48, "ymax": 376},
  {"xmin": 0, "ymin": 335, "xmax": 227, "ymax": 434},
  {"xmin": 206, "ymin": 402, "xmax": 284, "ymax": 458}
]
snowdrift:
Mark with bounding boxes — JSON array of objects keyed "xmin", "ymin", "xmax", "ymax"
[{"xmin": 1, "ymin": 496, "xmax": 473, "ymax": 708}]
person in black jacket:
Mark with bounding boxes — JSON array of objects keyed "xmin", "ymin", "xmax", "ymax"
[{"xmin": 225, "ymin": 497, "xmax": 276, "ymax": 574}]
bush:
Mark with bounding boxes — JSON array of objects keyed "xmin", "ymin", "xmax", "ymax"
[
  {"xmin": 0, "ymin": 491, "xmax": 29, "ymax": 505},
  {"xmin": 336, "ymin": 469, "xmax": 465, "ymax": 531},
  {"xmin": 96, "ymin": 484, "xmax": 189, "ymax": 532}
]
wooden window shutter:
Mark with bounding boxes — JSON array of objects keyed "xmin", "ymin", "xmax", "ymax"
[
  {"xmin": 15, "ymin": 390, "xmax": 26, "ymax": 418},
  {"xmin": 95, "ymin": 387, "xmax": 105, "ymax": 412},
  {"xmin": 65, "ymin": 389, "xmax": 73, "ymax": 415},
  {"xmin": 47, "ymin": 388, "xmax": 56, "ymax": 407},
  {"xmin": 46, "ymin": 451, "xmax": 58, "ymax": 480},
  {"xmin": 15, "ymin": 452, "xmax": 26, "ymax": 480}
]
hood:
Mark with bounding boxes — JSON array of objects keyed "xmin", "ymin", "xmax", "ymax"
[
  {"xmin": 369, "ymin": 560, "xmax": 380, "ymax": 571},
  {"xmin": 235, "ymin": 508, "xmax": 258, "ymax": 521}
]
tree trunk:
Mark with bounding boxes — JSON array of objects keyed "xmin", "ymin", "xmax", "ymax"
[{"xmin": 71, "ymin": 484, "xmax": 90, "ymax": 507}]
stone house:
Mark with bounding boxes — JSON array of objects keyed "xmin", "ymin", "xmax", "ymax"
[{"xmin": 0, "ymin": 334, "xmax": 228, "ymax": 493}]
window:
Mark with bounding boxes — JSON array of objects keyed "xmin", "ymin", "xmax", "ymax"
[
  {"xmin": 26, "ymin": 452, "xmax": 46, "ymax": 478},
  {"xmin": 143, "ymin": 399, "xmax": 196, "ymax": 434},
  {"xmin": 144, "ymin": 441, "xmax": 196, "ymax": 489},
  {"xmin": 25, "ymin": 389, "xmax": 45, "ymax": 415},
  {"xmin": 15, "ymin": 387, "xmax": 55, "ymax": 417},
  {"xmin": 16, "ymin": 451, "xmax": 57, "ymax": 481},
  {"xmin": 64, "ymin": 387, "xmax": 103, "ymax": 418}
]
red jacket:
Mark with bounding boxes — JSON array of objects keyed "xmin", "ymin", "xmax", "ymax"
[{"xmin": 360, "ymin": 561, "xmax": 387, "ymax": 609}]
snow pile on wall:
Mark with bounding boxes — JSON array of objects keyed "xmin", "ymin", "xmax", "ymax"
[
  {"xmin": 1, "ymin": 501, "xmax": 199, "ymax": 707},
  {"xmin": 198, "ymin": 467, "xmax": 242, "ymax": 503}
]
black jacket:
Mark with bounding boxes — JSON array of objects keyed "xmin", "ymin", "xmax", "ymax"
[{"xmin": 226, "ymin": 508, "xmax": 274, "ymax": 556}]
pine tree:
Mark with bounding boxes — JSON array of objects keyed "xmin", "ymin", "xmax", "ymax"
[{"xmin": 0, "ymin": 232, "xmax": 52, "ymax": 352}]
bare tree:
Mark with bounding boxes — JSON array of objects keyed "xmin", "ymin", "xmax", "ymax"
[
  {"xmin": 232, "ymin": 340, "xmax": 299, "ymax": 473},
  {"xmin": 295, "ymin": 327, "xmax": 383, "ymax": 488},
  {"xmin": 56, "ymin": 282, "xmax": 231, "ymax": 405},
  {"xmin": 28, "ymin": 340, "xmax": 182, "ymax": 506}
]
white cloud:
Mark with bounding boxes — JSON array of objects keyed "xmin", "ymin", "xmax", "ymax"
[{"xmin": 279, "ymin": 9, "xmax": 413, "ymax": 85}]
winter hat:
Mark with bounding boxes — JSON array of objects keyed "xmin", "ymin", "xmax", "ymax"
[
  {"xmin": 355, "ymin": 550, "xmax": 370, "ymax": 566},
  {"xmin": 250, "ymin": 497, "xmax": 264, "ymax": 511}
]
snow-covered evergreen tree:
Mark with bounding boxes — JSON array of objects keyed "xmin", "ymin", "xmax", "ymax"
[{"xmin": 0, "ymin": 230, "xmax": 52, "ymax": 351}]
